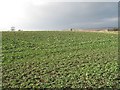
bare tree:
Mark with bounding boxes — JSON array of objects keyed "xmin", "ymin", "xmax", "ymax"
[{"xmin": 11, "ymin": 27, "xmax": 15, "ymax": 31}]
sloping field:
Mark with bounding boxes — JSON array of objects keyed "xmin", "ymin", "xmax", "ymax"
[
  {"xmin": 2, "ymin": 31, "xmax": 119, "ymax": 88},
  {"xmin": 68, "ymin": 29, "xmax": 118, "ymax": 34}
]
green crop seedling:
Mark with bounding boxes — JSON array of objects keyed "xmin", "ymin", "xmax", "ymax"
[{"xmin": 2, "ymin": 31, "xmax": 119, "ymax": 88}]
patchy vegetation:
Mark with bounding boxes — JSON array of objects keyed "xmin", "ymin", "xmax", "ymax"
[{"xmin": 2, "ymin": 31, "xmax": 119, "ymax": 88}]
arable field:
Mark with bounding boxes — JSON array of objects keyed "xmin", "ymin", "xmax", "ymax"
[{"xmin": 2, "ymin": 31, "xmax": 119, "ymax": 88}]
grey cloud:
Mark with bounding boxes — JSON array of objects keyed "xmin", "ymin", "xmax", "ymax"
[{"xmin": 23, "ymin": 2, "xmax": 118, "ymax": 30}]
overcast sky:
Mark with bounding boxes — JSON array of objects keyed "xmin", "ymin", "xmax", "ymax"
[{"xmin": 0, "ymin": 0, "xmax": 119, "ymax": 31}]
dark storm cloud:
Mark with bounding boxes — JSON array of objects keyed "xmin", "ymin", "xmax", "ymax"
[{"xmin": 24, "ymin": 2, "xmax": 118, "ymax": 30}]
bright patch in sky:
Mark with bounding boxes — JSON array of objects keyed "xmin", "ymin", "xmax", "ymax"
[{"xmin": 0, "ymin": 0, "xmax": 49, "ymax": 30}]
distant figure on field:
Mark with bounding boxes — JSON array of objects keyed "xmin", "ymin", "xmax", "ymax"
[{"xmin": 18, "ymin": 29, "xmax": 22, "ymax": 31}]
